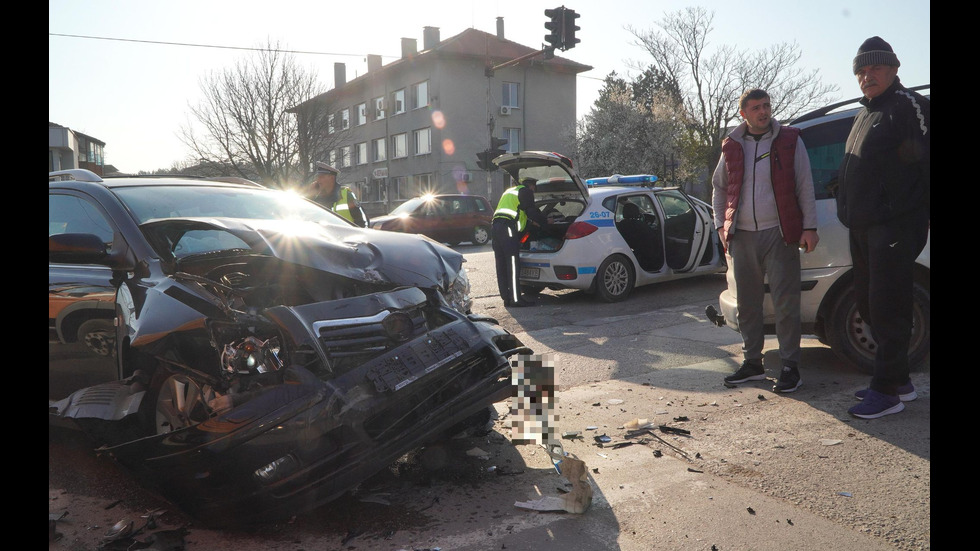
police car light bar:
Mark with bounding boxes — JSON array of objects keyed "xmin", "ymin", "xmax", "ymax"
[{"xmin": 585, "ymin": 174, "xmax": 658, "ymax": 187}]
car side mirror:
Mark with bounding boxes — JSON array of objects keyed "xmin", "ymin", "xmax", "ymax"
[{"xmin": 49, "ymin": 233, "xmax": 135, "ymax": 272}]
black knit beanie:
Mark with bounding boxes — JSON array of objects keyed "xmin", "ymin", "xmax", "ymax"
[{"xmin": 852, "ymin": 36, "xmax": 901, "ymax": 74}]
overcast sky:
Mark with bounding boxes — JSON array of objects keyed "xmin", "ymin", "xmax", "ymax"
[{"xmin": 49, "ymin": 0, "xmax": 930, "ymax": 173}]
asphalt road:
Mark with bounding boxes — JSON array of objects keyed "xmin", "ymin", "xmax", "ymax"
[{"xmin": 48, "ymin": 243, "xmax": 931, "ymax": 550}]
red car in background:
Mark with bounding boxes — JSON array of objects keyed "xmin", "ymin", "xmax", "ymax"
[{"xmin": 370, "ymin": 194, "xmax": 493, "ymax": 246}]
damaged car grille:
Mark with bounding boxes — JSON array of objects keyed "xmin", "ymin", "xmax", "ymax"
[{"xmin": 314, "ymin": 306, "xmax": 428, "ymax": 365}]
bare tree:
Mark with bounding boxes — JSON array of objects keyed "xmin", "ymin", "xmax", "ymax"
[
  {"xmin": 179, "ymin": 40, "xmax": 337, "ymax": 189},
  {"xmin": 626, "ymin": 7, "xmax": 838, "ymax": 196}
]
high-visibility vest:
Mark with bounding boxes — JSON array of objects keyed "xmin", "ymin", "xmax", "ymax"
[
  {"xmin": 326, "ymin": 187, "xmax": 366, "ymax": 226},
  {"xmin": 493, "ymin": 185, "xmax": 528, "ymax": 232}
]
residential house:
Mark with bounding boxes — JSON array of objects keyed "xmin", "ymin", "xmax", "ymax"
[
  {"xmin": 49, "ymin": 122, "xmax": 107, "ymax": 176},
  {"xmin": 290, "ymin": 18, "xmax": 591, "ymax": 217}
]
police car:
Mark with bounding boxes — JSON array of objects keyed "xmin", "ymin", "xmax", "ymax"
[{"xmin": 493, "ymin": 151, "xmax": 726, "ymax": 302}]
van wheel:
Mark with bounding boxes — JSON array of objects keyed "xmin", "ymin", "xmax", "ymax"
[
  {"xmin": 825, "ymin": 280, "xmax": 930, "ymax": 374},
  {"xmin": 595, "ymin": 254, "xmax": 634, "ymax": 302},
  {"xmin": 472, "ymin": 225, "xmax": 491, "ymax": 245}
]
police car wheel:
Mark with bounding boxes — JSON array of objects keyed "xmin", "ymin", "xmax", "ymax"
[{"xmin": 595, "ymin": 254, "xmax": 634, "ymax": 303}]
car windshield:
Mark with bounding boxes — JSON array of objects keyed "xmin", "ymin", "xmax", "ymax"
[
  {"xmin": 389, "ymin": 196, "xmax": 428, "ymax": 215},
  {"xmin": 113, "ymin": 184, "xmax": 351, "ymax": 226}
]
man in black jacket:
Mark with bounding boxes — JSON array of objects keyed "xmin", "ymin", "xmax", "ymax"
[{"xmin": 837, "ymin": 37, "xmax": 930, "ymax": 419}]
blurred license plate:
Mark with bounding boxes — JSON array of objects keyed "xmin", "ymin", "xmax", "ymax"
[{"xmin": 520, "ymin": 267, "xmax": 540, "ymax": 279}]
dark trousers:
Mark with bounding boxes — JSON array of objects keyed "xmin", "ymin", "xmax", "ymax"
[
  {"xmin": 849, "ymin": 208, "xmax": 929, "ymax": 394},
  {"xmin": 492, "ymin": 218, "xmax": 522, "ymax": 303}
]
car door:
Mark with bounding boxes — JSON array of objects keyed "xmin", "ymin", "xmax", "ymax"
[
  {"xmin": 653, "ymin": 189, "xmax": 710, "ymax": 272},
  {"xmin": 49, "ymin": 191, "xmax": 123, "ymax": 399}
]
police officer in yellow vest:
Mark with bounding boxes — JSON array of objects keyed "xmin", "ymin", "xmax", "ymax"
[
  {"xmin": 310, "ymin": 161, "xmax": 368, "ymax": 227},
  {"xmin": 492, "ymin": 176, "xmax": 549, "ymax": 307}
]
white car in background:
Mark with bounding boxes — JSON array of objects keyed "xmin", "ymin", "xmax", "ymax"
[
  {"xmin": 493, "ymin": 151, "xmax": 726, "ymax": 303},
  {"xmin": 708, "ymin": 86, "xmax": 930, "ymax": 373}
]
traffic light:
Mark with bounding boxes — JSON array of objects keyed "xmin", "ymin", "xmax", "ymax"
[
  {"xmin": 562, "ymin": 8, "xmax": 580, "ymax": 50},
  {"xmin": 544, "ymin": 7, "xmax": 564, "ymax": 49},
  {"xmin": 476, "ymin": 150, "xmax": 494, "ymax": 171},
  {"xmin": 490, "ymin": 137, "xmax": 509, "ymax": 158}
]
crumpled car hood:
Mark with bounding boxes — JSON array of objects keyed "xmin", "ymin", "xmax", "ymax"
[{"xmin": 142, "ymin": 217, "xmax": 463, "ymax": 289}]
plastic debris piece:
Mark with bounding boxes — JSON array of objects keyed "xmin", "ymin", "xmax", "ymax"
[
  {"xmin": 103, "ymin": 519, "xmax": 134, "ymax": 542},
  {"xmin": 623, "ymin": 418, "xmax": 652, "ymax": 430},
  {"xmin": 746, "ymin": 507, "xmax": 756, "ymax": 515},
  {"xmin": 585, "ymin": 426, "xmax": 598, "ymax": 431},
  {"xmin": 562, "ymin": 431, "xmax": 582, "ymax": 439},
  {"xmin": 607, "ymin": 399, "xmax": 624, "ymax": 405},
  {"xmin": 466, "ymin": 447, "xmax": 490, "ymax": 459},
  {"xmin": 820, "ymin": 439, "xmax": 843, "ymax": 446},
  {"xmin": 596, "ymin": 453, "xmax": 608, "ymax": 459},
  {"xmin": 687, "ymin": 467, "xmax": 703, "ymax": 473},
  {"xmin": 838, "ymin": 492, "xmax": 852, "ymax": 497},
  {"xmin": 594, "ymin": 434, "xmax": 611, "ymax": 443},
  {"xmin": 659, "ymin": 424, "xmax": 691, "ymax": 436},
  {"xmin": 758, "ymin": 394, "xmax": 767, "ymax": 400},
  {"xmin": 673, "ymin": 416, "xmax": 689, "ymax": 422}
]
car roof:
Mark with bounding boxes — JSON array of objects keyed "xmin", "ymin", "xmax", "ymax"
[
  {"xmin": 790, "ymin": 83, "xmax": 930, "ymax": 126},
  {"xmin": 49, "ymin": 169, "xmax": 265, "ymax": 190}
]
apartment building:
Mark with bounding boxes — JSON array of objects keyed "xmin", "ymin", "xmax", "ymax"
[
  {"xmin": 49, "ymin": 122, "xmax": 107, "ymax": 176},
  {"xmin": 290, "ymin": 19, "xmax": 591, "ymax": 217}
]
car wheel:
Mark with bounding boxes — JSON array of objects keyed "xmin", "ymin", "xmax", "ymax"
[
  {"xmin": 78, "ymin": 319, "xmax": 115, "ymax": 357},
  {"xmin": 826, "ymin": 279, "xmax": 930, "ymax": 374},
  {"xmin": 150, "ymin": 372, "xmax": 217, "ymax": 434},
  {"xmin": 595, "ymin": 254, "xmax": 635, "ymax": 302},
  {"xmin": 472, "ymin": 225, "xmax": 491, "ymax": 245}
]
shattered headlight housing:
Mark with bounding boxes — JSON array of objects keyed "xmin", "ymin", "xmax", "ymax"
[{"xmin": 446, "ymin": 264, "xmax": 473, "ymax": 314}]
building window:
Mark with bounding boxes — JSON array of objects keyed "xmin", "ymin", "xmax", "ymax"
[
  {"xmin": 411, "ymin": 81, "xmax": 428, "ymax": 110},
  {"xmin": 412, "ymin": 173, "xmax": 433, "ymax": 195},
  {"xmin": 413, "ymin": 127, "xmax": 431, "ymax": 155},
  {"xmin": 391, "ymin": 133, "xmax": 407, "ymax": 159},
  {"xmin": 371, "ymin": 178, "xmax": 386, "ymax": 203},
  {"xmin": 356, "ymin": 142, "xmax": 368, "ymax": 165},
  {"xmin": 329, "ymin": 150, "xmax": 337, "ymax": 166},
  {"xmin": 356, "ymin": 103, "xmax": 367, "ymax": 126},
  {"xmin": 328, "ymin": 113, "xmax": 335, "ymax": 134},
  {"xmin": 502, "ymin": 128, "xmax": 521, "ymax": 153},
  {"xmin": 373, "ymin": 96, "xmax": 385, "ymax": 120},
  {"xmin": 391, "ymin": 89, "xmax": 405, "ymax": 115},
  {"xmin": 502, "ymin": 82, "xmax": 519, "ymax": 108},
  {"xmin": 341, "ymin": 108, "xmax": 350, "ymax": 130},
  {"xmin": 372, "ymin": 137, "xmax": 386, "ymax": 162},
  {"xmin": 390, "ymin": 176, "xmax": 407, "ymax": 200},
  {"xmin": 341, "ymin": 146, "xmax": 351, "ymax": 167}
]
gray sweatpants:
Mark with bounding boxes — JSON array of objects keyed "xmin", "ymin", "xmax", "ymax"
[{"xmin": 728, "ymin": 227, "xmax": 802, "ymax": 367}]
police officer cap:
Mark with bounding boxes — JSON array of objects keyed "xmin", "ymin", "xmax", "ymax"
[
  {"xmin": 520, "ymin": 177, "xmax": 538, "ymax": 185},
  {"xmin": 315, "ymin": 161, "xmax": 339, "ymax": 175}
]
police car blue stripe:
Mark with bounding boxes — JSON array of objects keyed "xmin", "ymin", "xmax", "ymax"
[
  {"xmin": 591, "ymin": 219, "xmax": 616, "ymax": 227},
  {"xmin": 578, "ymin": 267, "xmax": 597, "ymax": 274}
]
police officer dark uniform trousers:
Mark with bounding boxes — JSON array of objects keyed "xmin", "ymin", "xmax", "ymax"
[{"xmin": 491, "ymin": 177, "xmax": 548, "ymax": 307}]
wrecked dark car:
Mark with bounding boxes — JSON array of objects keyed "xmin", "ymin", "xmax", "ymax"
[{"xmin": 49, "ymin": 170, "xmax": 527, "ymax": 526}]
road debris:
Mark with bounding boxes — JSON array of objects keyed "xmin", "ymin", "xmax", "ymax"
[
  {"xmin": 623, "ymin": 418, "xmax": 653, "ymax": 430},
  {"xmin": 658, "ymin": 424, "xmax": 691, "ymax": 436},
  {"xmin": 514, "ymin": 456, "xmax": 593, "ymax": 514},
  {"xmin": 819, "ymin": 439, "xmax": 843, "ymax": 446}
]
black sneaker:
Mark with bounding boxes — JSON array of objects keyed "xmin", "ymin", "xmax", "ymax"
[
  {"xmin": 773, "ymin": 365, "xmax": 802, "ymax": 393},
  {"xmin": 724, "ymin": 361, "xmax": 766, "ymax": 384}
]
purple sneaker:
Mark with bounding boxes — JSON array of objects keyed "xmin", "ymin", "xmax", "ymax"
[
  {"xmin": 855, "ymin": 381, "xmax": 917, "ymax": 402},
  {"xmin": 848, "ymin": 389, "xmax": 904, "ymax": 419}
]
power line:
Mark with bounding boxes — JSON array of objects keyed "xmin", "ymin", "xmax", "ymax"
[{"xmin": 49, "ymin": 32, "xmax": 379, "ymax": 59}]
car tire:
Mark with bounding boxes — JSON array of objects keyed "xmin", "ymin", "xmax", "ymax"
[
  {"xmin": 472, "ymin": 225, "xmax": 491, "ymax": 245},
  {"xmin": 825, "ymin": 279, "xmax": 930, "ymax": 374},
  {"xmin": 78, "ymin": 318, "xmax": 116, "ymax": 357},
  {"xmin": 147, "ymin": 370, "xmax": 217, "ymax": 434},
  {"xmin": 595, "ymin": 254, "xmax": 635, "ymax": 303}
]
